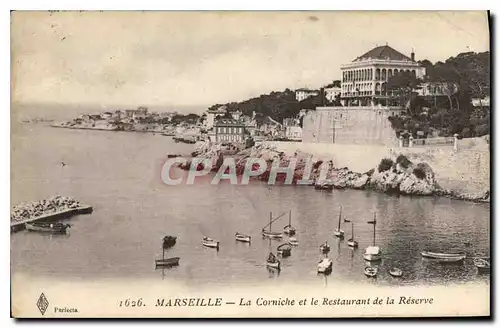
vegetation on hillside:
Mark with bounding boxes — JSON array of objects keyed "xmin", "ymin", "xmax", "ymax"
[
  {"xmin": 208, "ymin": 80, "xmax": 341, "ymax": 123},
  {"xmin": 387, "ymin": 51, "xmax": 490, "ymax": 138}
]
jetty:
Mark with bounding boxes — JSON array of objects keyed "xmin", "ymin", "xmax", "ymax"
[{"xmin": 11, "ymin": 205, "xmax": 93, "ymax": 233}]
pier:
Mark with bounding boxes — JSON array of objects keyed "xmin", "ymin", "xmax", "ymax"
[{"xmin": 10, "ymin": 205, "xmax": 93, "ymax": 233}]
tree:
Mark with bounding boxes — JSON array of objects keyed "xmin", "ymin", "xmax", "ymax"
[{"xmin": 386, "ymin": 71, "xmax": 422, "ymax": 115}]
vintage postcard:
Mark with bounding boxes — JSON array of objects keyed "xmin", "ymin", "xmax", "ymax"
[{"xmin": 10, "ymin": 11, "xmax": 490, "ymax": 318}]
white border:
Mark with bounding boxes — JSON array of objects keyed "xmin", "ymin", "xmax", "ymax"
[{"xmin": 4, "ymin": 2, "xmax": 497, "ymax": 328}]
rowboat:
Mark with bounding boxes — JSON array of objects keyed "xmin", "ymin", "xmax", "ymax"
[
  {"xmin": 283, "ymin": 211, "xmax": 296, "ymax": 236},
  {"xmin": 235, "ymin": 232, "xmax": 251, "ymax": 243},
  {"xmin": 364, "ymin": 266, "xmax": 378, "ymax": 277},
  {"xmin": 333, "ymin": 206, "xmax": 344, "ymax": 238},
  {"xmin": 25, "ymin": 222, "xmax": 70, "ymax": 234},
  {"xmin": 473, "ymin": 257, "xmax": 490, "ymax": 273},
  {"xmin": 162, "ymin": 236, "xmax": 177, "ymax": 249},
  {"xmin": 266, "ymin": 252, "xmax": 281, "ymax": 270},
  {"xmin": 277, "ymin": 243, "xmax": 292, "ymax": 257},
  {"xmin": 202, "ymin": 237, "xmax": 220, "ymax": 249},
  {"xmin": 288, "ymin": 237, "xmax": 299, "ymax": 246},
  {"xmin": 155, "ymin": 257, "xmax": 180, "ymax": 268},
  {"xmin": 319, "ymin": 242, "xmax": 330, "ymax": 254},
  {"xmin": 389, "ymin": 267, "xmax": 403, "ymax": 277},
  {"xmin": 363, "ymin": 213, "xmax": 381, "ymax": 261},
  {"xmin": 317, "ymin": 258, "xmax": 333, "ymax": 274},
  {"xmin": 421, "ymin": 251, "xmax": 466, "ymax": 262}
]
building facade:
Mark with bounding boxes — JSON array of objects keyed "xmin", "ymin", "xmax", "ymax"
[
  {"xmin": 205, "ymin": 106, "xmax": 228, "ymax": 129},
  {"xmin": 340, "ymin": 45, "xmax": 426, "ymax": 107},
  {"xmin": 215, "ymin": 119, "xmax": 246, "ymax": 143},
  {"xmin": 324, "ymin": 87, "xmax": 341, "ymax": 102},
  {"xmin": 295, "ymin": 88, "xmax": 319, "ymax": 101}
]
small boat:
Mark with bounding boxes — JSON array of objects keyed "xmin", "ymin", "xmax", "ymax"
[
  {"xmin": 202, "ymin": 236, "xmax": 220, "ymax": 249},
  {"xmin": 334, "ymin": 206, "xmax": 344, "ymax": 238},
  {"xmin": 317, "ymin": 258, "xmax": 333, "ymax": 274},
  {"xmin": 319, "ymin": 241, "xmax": 330, "ymax": 254},
  {"xmin": 283, "ymin": 210, "xmax": 296, "ymax": 236},
  {"xmin": 421, "ymin": 251, "xmax": 466, "ymax": 262},
  {"xmin": 162, "ymin": 236, "xmax": 177, "ymax": 249},
  {"xmin": 389, "ymin": 267, "xmax": 403, "ymax": 277},
  {"xmin": 266, "ymin": 252, "xmax": 281, "ymax": 270},
  {"xmin": 288, "ymin": 237, "xmax": 299, "ymax": 246},
  {"xmin": 364, "ymin": 266, "xmax": 378, "ymax": 277},
  {"xmin": 235, "ymin": 232, "xmax": 251, "ymax": 243},
  {"xmin": 363, "ymin": 213, "xmax": 381, "ymax": 261},
  {"xmin": 344, "ymin": 219, "xmax": 358, "ymax": 248},
  {"xmin": 25, "ymin": 222, "xmax": 70, "ymax": 233},
  {"xmin": 155, "ymin": 257, "xmax": 180, "ymax": 268},
  {"xmin": 262, "ymin": 212, "xmax": 284, "ymax": 239},
  {"xmin": 473, "ymin": 257, "xmax": 490, "ymax": 273},
  {"xmin": 277, "ymin": 243, "xmax": 292, "ymax": 257}
]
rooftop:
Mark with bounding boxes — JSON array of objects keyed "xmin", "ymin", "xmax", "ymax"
[
  {"xmin": 353, "ymin": 45, "xmax": 413, "ymax": 62},
  {"xmin": 215, "ymin": 118, "xmax": 245, "ymax": 126}
]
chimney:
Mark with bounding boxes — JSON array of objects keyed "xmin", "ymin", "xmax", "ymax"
[{"xmin": 411, "ymin": 48, "xmax": 415, "ymax": 62}]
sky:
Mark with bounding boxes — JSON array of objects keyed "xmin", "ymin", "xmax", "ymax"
[{"xmin": 11, "ymin": 11, "xmax": 490, "ymax": 114}]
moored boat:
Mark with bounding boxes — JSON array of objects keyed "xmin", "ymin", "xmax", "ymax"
[
  {"xmin": 389, "ymin": 267, "xmax": 403, "ymax": 277},
  {"xmin": 473, "ymin": 257, "xmax": 490, "ymax": 273},
  {"xmin": 266, "ymin": 252, "xmax": 281, "ymax": 270},
  {"xmin": 262, "ymin": 212, "xmax": 284, "ymax": 239},
  {"xmin": 317, "ymin": 258, "xmax": 333, "ymax": 274},
  {"xmin": 162, "ymin": 236, "xmax": 177, "ymax": 249},
  {"xmin": 319, "ymin": 241, "xmax": 330, "ymax": 254},
  {"xmin": 333, "ymin": 206, "xmax": 344, "ymax": 238},
  {"xmin": 421, "ymin": 251, "xmax": 466, "ymax": 262},
  {"xmin": 235, "ymin": 232, "xmax": 251, "ymax": 243},
  {"xmin": 25, "ymin": 222, "xmax": 70, "ymax": 234},
  {"xmin": 288, "ymin": 237, "xmax": 299, "ymax": 246},
  {"xmin": 283, "ymin": 210, "xmax": 296, "ymax": 236},
  {"xmin": 277, "ymin": 243, "xmax": 292, "ymax": 257},
  {"xmin": 363, "ymin": 213, "xmax": 381, "ymax": 261},
  {"xmin": 364, "ymin": 266, "xmax": 378, "ymax": 277},
  {"xmin": 155, "ymin": 257, "xmax": 180, "ymax": 268},
  {"xmin": 202, "ymin": 236, "xmax": 220, "ymax": 249},
  {"xmin": 364, "ymin": 246, "xmax": 381, "ymax": 261},
  {"xmin": 344, "ymin": 219, "xmax": 358, "ymax": 248}
]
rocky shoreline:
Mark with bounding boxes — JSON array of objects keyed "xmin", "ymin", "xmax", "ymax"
[{"xmin": 178, "ymin": 144, "xmax": 490, "ymax": 204}]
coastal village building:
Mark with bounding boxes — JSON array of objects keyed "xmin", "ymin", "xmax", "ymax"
[
  {"xmin": 295, "ymin": 88, "xmax": 319, "ymax": 102},
  {"xmin": 324, "ymin": 87, "xmax": 341, "ymax": 102},
  {"xmin": 215, "ymin": 119, "xmax": 246, "ymax": 143},
  {"xmin": 205, "ymin": 106, "xmax": 228, "ymax": 129},
  {"xmin": 417, "ymin": 82, "xmax": 458, "ymax": 97},
  {"xmin": 472, "ymin": 96, "xmax": 490, "ymax": 108},
  {"xmin": 340, "ymin": 45, "xmax": 426, "ymax": 107}
]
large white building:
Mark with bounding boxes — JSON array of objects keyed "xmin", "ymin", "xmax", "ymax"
[{"xmin": 340, "ymin": 45, "xmax": 426, "ymax": 107}]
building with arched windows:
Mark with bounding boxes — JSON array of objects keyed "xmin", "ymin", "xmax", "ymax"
[{"xmin": 340, "ymin": 45, "xmax": 426, "ymax": 107}]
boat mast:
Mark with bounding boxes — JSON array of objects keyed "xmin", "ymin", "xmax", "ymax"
[
  {"xmin": 352, "ymin": 222, "xmax": 354, "ymax": 240},
  {"xmin": 373, "ymin": 212, "xmax": 376, "ymax": 245},
  {"xmin": 338, "ymin": 206, "xmax": 342, "ymax": 230},
  {"xmin": 289, "ymin": 210, "xmax": 291, "ymax": 226},
  {"xmin": 270, "ymin": 212, "xmax": 272, "ymax": 233}
]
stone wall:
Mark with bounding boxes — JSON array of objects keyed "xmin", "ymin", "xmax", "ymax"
[
  {"xmin": 264, "ymin": 141, "xmax": 490, "ymax": 195},
  {"xmin": 302, "ymin": 106, "xmax": 401, "ymax": 146}
]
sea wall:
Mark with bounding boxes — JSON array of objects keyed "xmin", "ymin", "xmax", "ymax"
[
  {"xmin": 264, "ymin": 140, "xmax": 490, "ymax": 195},
  {"xmin": 302, "ymin": 107, "xmax": 401, "ymax": 146}
]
